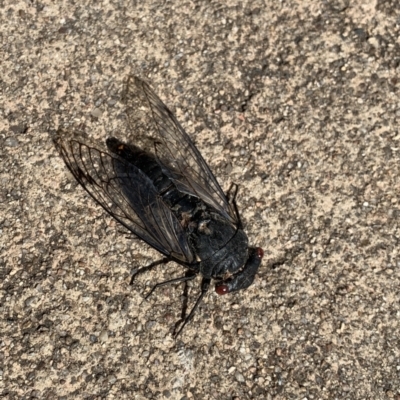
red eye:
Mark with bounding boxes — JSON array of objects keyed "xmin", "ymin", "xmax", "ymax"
[
  {"xmin": 215, "ymin": 285, "xmax": 229, "ymax": 295},
  {"xmin": 256, "ymin": 247, "xmax": 264, "ymax": 259}
]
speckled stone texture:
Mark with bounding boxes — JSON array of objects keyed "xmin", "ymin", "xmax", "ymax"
[{"xmin": 1, "ymin": 1, "xmax": 400, "ymax": 399}]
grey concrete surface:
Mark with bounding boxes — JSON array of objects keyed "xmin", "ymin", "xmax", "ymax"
[{"xmin": 1, "ymin": 1, "xmax": 400, "ymax": 399}]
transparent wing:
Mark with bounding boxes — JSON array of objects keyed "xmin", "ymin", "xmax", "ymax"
[
  {"xmin": 123, "ymin": 76, "xmax": 240, "ymax": 226},
  {"xmin": 54, "ymin": 130, "xmax": 195, "ymax": 264}
]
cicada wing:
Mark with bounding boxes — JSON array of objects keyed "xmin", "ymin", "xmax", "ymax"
[
  {"xmin": 54, "ymin": 130, "xmax": 195, "ymax": 264},
  {"xmin": 123, "ymin": 76, "xmax": 240, "ymax": 227}
]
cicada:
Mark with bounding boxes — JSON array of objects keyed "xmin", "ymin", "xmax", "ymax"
[{"xmin": 54, "ymin": 76, "xmax": 263, "ymax": 336}]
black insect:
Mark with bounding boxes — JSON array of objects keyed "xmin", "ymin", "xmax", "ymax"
[{"xmin": 54, "ymin": 76, "xmax": 263, "ymax": 336}]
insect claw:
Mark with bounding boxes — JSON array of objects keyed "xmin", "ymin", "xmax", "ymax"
[
  {"xmin": 129, "ymin": 257, "xmax": 171, "ymax": 285},
  {"xmin": 144, "ymin": 287, "xmax": 156, "ymax": 300},
  {"xmin": 173, "ymin": 278, "xmax": 210, "ymax": 338},
  {"xmin": 143, "ymin": 273, "xmax": 198, "ymax": 302}
]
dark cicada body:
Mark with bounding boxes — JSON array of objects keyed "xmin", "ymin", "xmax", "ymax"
[{"xmin": 54, "ymin": 76, "xmax": 263, "ymax": 336}]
